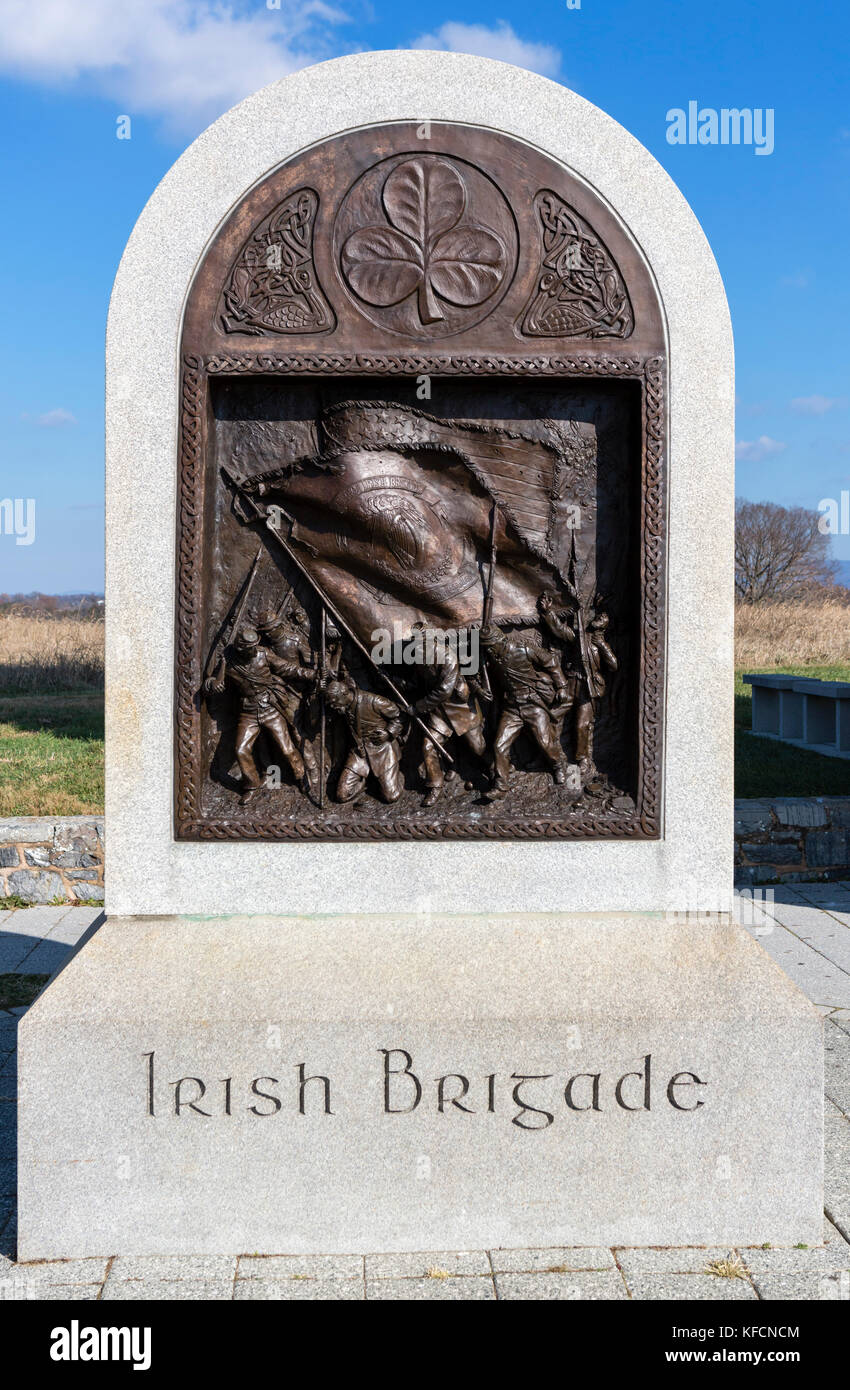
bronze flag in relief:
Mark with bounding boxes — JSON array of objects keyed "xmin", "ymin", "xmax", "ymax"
[{"xmin": 229, "ymin": 401, "xmax": 565, "ymax": 644}]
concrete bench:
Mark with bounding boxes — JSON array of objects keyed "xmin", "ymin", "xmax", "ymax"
[{"xmin": 743, "ymin": 673, "xmax": 850, "ymax": 760}]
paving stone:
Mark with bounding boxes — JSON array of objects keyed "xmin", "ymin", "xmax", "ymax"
[
  {"xmin": 367, "ymin": 1275, "xmax": 495, "ymax": 1300},
  {"xmin": 0, "ymin": 906, "xmax": 71, "ymax": 935},
  {"xmin": 796, "ymin": 881, "xmax": 850, "ymax": 906},
  {"xmin": 11, "ymin": 939, "xmax": 75, "ymax": 976},
  {"xmin": 102, "ymin": 1279, "xmax": 234, "ymax": 1301},
  {"xmin": 615, "ymin": 1246, "xmax": 735, "ymax": 1275},
  {"xmin": 824, "ymin": 1103, "xmax": 850, "ymax": 1236},
  {"xmin": 13, "ymin": 1257, "xmax": 110, "ymax": 1285},
  {"xmin": 625, "ymin": 1273, "xmax": 757, "ymax": 1300},
  {"xmin": 490, "ymin": 1246, "xmax": 614, "ymax": 1273},
  {"xmin": 365, "ymin": 1250, "xmax": 489, "ymax": 1278},
  {"xmin": 41, "ymin": 911, "xmax": 104, "ymax": 947},
  {"xmin": 823, "ymin": 1213, "xmax": 850, "ymax": 1247},
  {"xmin": 235, "ymin": 1278, "xmax": 363, "ymax": 1300},
  {"xmin": 744, "ymin": 918, "xmax": 850, "ymax": 1007},
  {"xmin": 22, "ymin": 1284, "xmax": 104, "ymax": 1301},
  {"xmin": 240, "ymin": 1254, "xmax": 362, "ymax": 1281},
  {"xmin": 742, "ymin": 1243, "xmax": 850, "ymax": 1275},
  {"xmin": 750, "ymin": 1271, "xmax": 850, "ymax": 1301},
  {"xmin": 767, "ymin": 902, "xmax": 850, "ymax": 975},
  {"xmin": 825, "ymin": 1018, "xmax": 850, "ymax": 1116},
  {"xmin": 0, "ymin": 940, "xmax": 35, "ymax": 972},
  {"xmin": 109, "ymin": 1254, "xmax": 236, "ymax": 1281},
  {"xmin": 495, "ymin": 1270, "xmax": 627, "ymax": 1300}
]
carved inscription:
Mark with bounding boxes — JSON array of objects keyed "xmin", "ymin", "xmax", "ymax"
[{"xmin": 144, "ymin": 1049, "xmax": 708, "ymax": 1127}]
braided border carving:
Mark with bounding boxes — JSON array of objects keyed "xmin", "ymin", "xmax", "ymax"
[
  {"xmin": 203, "ymin": 352, "xmax": 645, "ymax": 377},
  {"xmin": 174, "ymin": 350, "xmax": 665, "ymax": 840},
  {"xmin": 175, "ymin": 354, "xmax": 205, "ymax": 829},
  {"xmin": 638, "ymin": 355, "xmax": 665, "ymax": 836}
]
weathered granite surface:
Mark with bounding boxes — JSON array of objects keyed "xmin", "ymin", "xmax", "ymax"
[{"xmin": 17, "ymin": 913, "xmax": 822, "ymax": 1258}]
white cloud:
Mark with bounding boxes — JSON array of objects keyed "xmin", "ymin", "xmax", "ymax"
[
  {"xmin": 35, "ymin": 408, "xmax": 77, "ymax": 427},
  {"xmin": 790, "ymin": 395, "xmax": 847, "ymax": 416},
  {"xmin": 781, "ymin": 271, "xmax": 810, "ymax": 289},
  {"xmin": 0, "ymin": 0, "xmax": 351, "ymax": 135},
  {"xmin": 410, "ymin": 21, "xmax": 561, "ymax": 79},
  {"xmin": 735, "ymin": 436, "xmax": 787, "ymax": 462}
]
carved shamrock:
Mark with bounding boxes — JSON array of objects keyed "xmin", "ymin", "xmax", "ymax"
[{"xmin": 341, "ymin": 158, "xmax": 507, "ymax": 325}]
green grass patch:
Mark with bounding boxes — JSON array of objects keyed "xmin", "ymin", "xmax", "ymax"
[
  {"xmin": 0, "ymin": 674, "xmax": 846, "ymax": 813},
  {"xmin": 0, "ymin": 973, "xmax": 51, "ymax": 1011},
  {"xmin": 0, "ymin": 690, "xmax": 104, "ymax": 816},
  {"xmin": 735, "ymin": 666, "xmax": 850, "ymax": 798}
]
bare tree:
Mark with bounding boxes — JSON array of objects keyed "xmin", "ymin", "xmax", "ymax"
[{"xmin": 735, "ymin": 498, "xmax": 839, "ymax": 603}]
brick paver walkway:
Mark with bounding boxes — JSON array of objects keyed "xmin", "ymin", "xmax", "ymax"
[{"xmin": 1, "ymin": 892, "xmax": 849, "ymax": 1300}]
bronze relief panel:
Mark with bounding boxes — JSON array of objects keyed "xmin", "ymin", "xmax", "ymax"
[{"xmin": 176, "ymin": 123, "xmax": 666, "ymax": 841}]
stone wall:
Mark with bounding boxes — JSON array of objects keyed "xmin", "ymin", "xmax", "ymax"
[
  {"xmin": 735, "ymin": 798, "xmax": 850, "ymax": 886},
  {"xmin": 0, "ymin": 817, "xmax": 104, "ymax": 904},
  {"xmin": 2, "ymin": 803, "xmax": 849, "ymax": 902}
]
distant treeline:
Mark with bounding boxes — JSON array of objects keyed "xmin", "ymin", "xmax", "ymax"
[{"xmin": 0, "ymin": 592, "xmax": 104, "ymax": 617}]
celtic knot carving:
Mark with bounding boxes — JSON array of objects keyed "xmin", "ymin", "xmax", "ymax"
[
  {"xmin": 520, "ymin": 191, "xmax": 634, "ymax": 339},
  {"xmin": 219, "ymin": 188, "xmax": 334, "ymax": 336}
]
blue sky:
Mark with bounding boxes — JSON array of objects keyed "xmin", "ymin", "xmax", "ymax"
[{"xmin": 0, "ymin": 0, "xmax": 848, "ymax": 592}]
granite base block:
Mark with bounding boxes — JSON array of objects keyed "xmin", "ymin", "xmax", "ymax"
[{"xmin": 17, "ymin": 913, "xmax": 822, "ymax": 1258}]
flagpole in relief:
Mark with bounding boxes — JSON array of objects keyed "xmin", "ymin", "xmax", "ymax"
[
  {"xmin": 479, "ymin": 501, "xmax": 499, "ymax": 697},
  {"xmin": 202, "ymin": 542, "xmax": 263, "ymax": 689},
  {"xmin": 221, "ymin": 468, "xmax": 453, "ymax": 766},
  {"xmin": 567, "ymin": 528, "xmax": 593, "ymax": 696},
  {"xmin": 319, "ymin": 606, "xmax": 327, "ymax": 810}
]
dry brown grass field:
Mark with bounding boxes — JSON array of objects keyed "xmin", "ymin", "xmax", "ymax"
[
  {"xmin": 0, "ymin": 603, "xmax": 847, "ymax": 815},
  {"xmin": 735, "ymin": 597, "xmax": 850, "ymax": 669},
  {"xmin": 0, "ymin": 609, "xmax": 104, "ymax": 693},
  {"xmin": 0, "ymin": 610, "xmax": 103, "ymax": 815}
]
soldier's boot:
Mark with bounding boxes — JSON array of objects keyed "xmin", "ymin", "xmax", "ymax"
[{"xmin": 422, "ymin": 784, "xmax": 442, "ymax": 808}]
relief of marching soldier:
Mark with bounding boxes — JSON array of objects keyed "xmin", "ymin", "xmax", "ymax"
[
  {"xmin": 478, "ymin": 624, "xmax": 571, "ymax": 801},
  {"xmin": 538, "ymin": 592, "xmax": 617, "ymax": 778},
  {"xmin": 409, "ymin": 622, "xmax": 488, "ymax": 808},
  {"xmin": 256, "ymin": 599, "xmax": 320, "ymax": 791},
  {"xmin": 323, "ymin": 678, "xmax": 404, "ymax": 805},
  {"xmin": 204, "ymin": 624, "xmax": 317, "ymax": 805}
]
